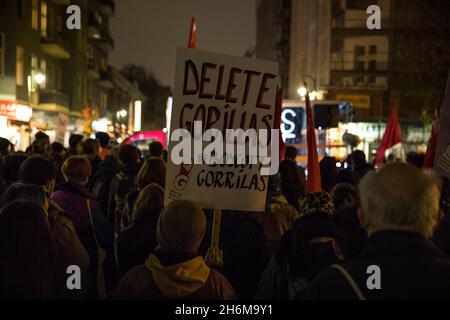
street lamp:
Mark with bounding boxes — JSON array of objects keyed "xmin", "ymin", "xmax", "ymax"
[
  {"xmin": 117, "ymin": 109, "xmax": 127, "ymax": 118},
  {"xmin": 297, "ymin": 86, "xmax": 307, "ymax": 97},
  {"xmin": 34, "ymin": 72, "xmax": 46, "ymax": 85}
]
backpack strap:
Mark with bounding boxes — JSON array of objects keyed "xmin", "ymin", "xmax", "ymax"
[{"xmin": 331, "ymin": 264, "xmax": 366, "ymax": 300}]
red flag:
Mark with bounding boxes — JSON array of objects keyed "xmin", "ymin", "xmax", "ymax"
[
  {"xmin": 375, "ymin": 106, "xmax": 402, "ymax": 167},
  {"xmin": 273, "ymin": 87, "xmax": 285, "ymax": 161},
  {"xmin": 424, "ymin": 103, "xmax": 442, "ymax": 169},
  {"xmin": 305, "ymin": 88, "xmax": 322, "ymax": 192},
  {"xmin": 187, "ymin": 17, "xmax": 196, "ymax": 49}
]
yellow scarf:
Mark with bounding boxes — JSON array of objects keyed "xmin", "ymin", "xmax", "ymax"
[{"xmin": 145, "ymin": 254, "xmax": 210, "ymax": 299}]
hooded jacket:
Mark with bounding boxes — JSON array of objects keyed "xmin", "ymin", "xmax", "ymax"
[{"xmin": 112, "ymin": 253, "xmax": 236, "ymax": 300}]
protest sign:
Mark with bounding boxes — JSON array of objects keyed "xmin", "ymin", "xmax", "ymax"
[{"xmin": 165, "ymin": 48, "xmax": 279, "ymax": 211}]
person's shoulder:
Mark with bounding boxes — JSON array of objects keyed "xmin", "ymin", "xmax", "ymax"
[
  {"xmin": 206, "ymin": 269, "xmax": 237, "ymax": 300},
  {"xmin": 302, "ymin": 264, "xmax": 356, "ymax": 300}
]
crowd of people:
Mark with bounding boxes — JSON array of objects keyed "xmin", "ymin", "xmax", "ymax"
[{"xmin": 0, "ymin": 133, "xmax": 450, "ymax": 300}]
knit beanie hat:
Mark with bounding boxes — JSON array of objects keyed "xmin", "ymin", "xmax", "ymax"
[
  {"xmin": 156, "ymin": 200, "xmax": 206, "ymax": 255},
  {"xmin": 299, "ymin": 191, "xmax": 335, "ymax": 216}
]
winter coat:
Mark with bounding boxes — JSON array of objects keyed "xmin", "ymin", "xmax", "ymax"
[
  {"xmin": 107, "ymin": 163, "xmax": 140, "ymax": 231},
  {"xmin": 111, "ymin": 253, "xmax": 236, "ymax": 300},
  {"xmin": 255, "ymin": 213, "xmax": 338, "ymax": 300},
  {"xmin": 47, "ymin": 199, "xmax": 90, "ymax": 273},
  {"xmin": 90, "ymin": 155, "xmax": 120, "ymax": 216},
  {"xmin": 52, "ymin": 181, "xmax": 116, "ymax": 295},
  {"xmin": 198, "ymin": 211, "xmax": 270, "ymax": 299},
  {"xmin": 117, "ymin": 211, "xmax": 160, "ymax": 276},
  {"xmin": 302, "ymin": 230, "xmax": 450, "ymax": 300}
]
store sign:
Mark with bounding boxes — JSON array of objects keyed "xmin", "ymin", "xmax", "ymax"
[
  {"xmin": 336, "ymin": 94, "xmax": 370, "ymax": 109},
  {"xmin": 281, "ymin": 107, "xmax": 304, "ymax": 144},
  {"xmin": 0, "ymin": 101, "xmax": 32, "ymax": 122}
]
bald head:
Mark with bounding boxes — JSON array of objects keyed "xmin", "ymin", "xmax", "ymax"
[{"xmin": 359, "ymin": 163, "xmax": 440, "ymax": 237}]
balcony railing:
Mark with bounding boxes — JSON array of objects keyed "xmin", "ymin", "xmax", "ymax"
[
  {"xmin": 38, "ymin": 88, "xmax": 69, "ymax": 107},
  {"xmin": 97, "ymin": 33, "xmax": 114, "ymax": 52},
  {"xmin": 97, "ymin": 68, "xmax": 114, "ymax": 89},
  {"xmin": 40, "ymin": 32, "xmax": 70, "ymax": 59},
  {"xmin": 330, "ymin": 51, "xmax": 390, "ymax": 72},
  {"xmin": 87, "ymin": 59, "xmax": 100, "ymax": 80}
]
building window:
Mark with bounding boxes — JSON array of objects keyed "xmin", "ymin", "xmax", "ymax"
[
  {"xmin": 55, "ymin": 66, "xmax": 61, "ymax": 90},
  {"xmin": 41, "ymin": 1, "xmax": 47, "ymax": 38},
  {"xmin": 31, "ymin": 0, "xmax": 38, "ymax": 30},
  {"xmin": 355, "ymin": 46, "xmax": 365, "ymax": 56},
  {"xmin": 100, "ymin": 92, "xmax": 107, "ymax": 110},
  {"xmin": 16, "ymin": 46, "xmax": 24, "ymax": 86},
  {"xmin": 0, "ymin": 33, "xmax": 4, "ymax": 77},
  {"xmin": 31, "ymin": 54, "xmax": 38, "ymax": 91},
  {"xmin": 40, "ymin": 59, "xmax": 47, "ymax": 89},
  {"xmin": 368, "ymin": 60, "xmax": 377, "ymax": 71},
  {"xmin": 369, "ymin": 45, "xmax": 377, "ymax": 54},
  {"xmin": 355, "ymin": 60, "xmax": 365, "ymax": 71}
]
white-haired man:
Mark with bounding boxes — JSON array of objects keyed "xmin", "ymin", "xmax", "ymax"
[{"xmin": 302, "ymin": 163, "xmax": 450, "ymax": 299}]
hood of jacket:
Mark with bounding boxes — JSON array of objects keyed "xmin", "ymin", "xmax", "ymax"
[
  {"xmin": 55, "ymin": 181, "xmax": 96, "ymax": 200},
  {"xmin": 144, "ymin": 254, "xmax": 210, "ymax": 299}
]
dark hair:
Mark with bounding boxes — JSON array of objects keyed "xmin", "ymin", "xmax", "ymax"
[
  {"xmin": 118, "ymin": 144, "xmax": 141, "ymax": 165},
  {"xmin": 82, "ymin": 138, "xmax": 100, "ymax": 155},
  {"xmin": 133, "ymin": 183, "xmax": 165, "ymax": 219},
  {"xmin": 320, "ymin": 157, "xmax": 338, "ymax": 192},
  {"xmin": 95, "ymin": 132, "xmax": 110, "ymax": 148},
  {"xmin": 149, "ymin": 141, "xmax": 163, "ymax": 158},
  {"xmin": 138, "ymin": 158, "xmax": 166, "ymax": 188},
  {"xmin": 35, "ymin": 131, "xmax": 50, "ymax": 141},
  {"xmin": 1, "ymin": 183, "xmax": 47, "ymax": 208},
  {"xmin": 406, "ymin": 152, "xmax": 425, "ymax": 169},
  {"xmin": 331, "ymin": 183, "xmax": 360, "ymax": 211},
  {"xmin": 285, "ymin": 146, "xmax": 298, "ymax": 160},
  {"xmin": 1, "ymin": 153, "xmax": 29, "ymax": 182},
  {"xmin": 20, "ymin": 156, "xmax": 56, "ymax": 186},
  {"xmin": 0, "ymin": 137, "xmax": 13, "ymax": 156},
  {"xmin": 50, "ymin": 142, "xmax": 65, "ymax": 154},
  {"xmin": 0, "ymin": 200, "xmax": 64, "ymax": 299},
  {"xmin": 68, "ymin": 134, "xmax": 84, "ymax": 149},
  {"xmin": 31, "ymin": 139, "xmax": 50, "ymax": 155},
  {"xmin": 331, "ymin": 206, "xmax": 368, "ymax": 260},
  {"xmin": 279, "ymin": 159, "xmax": 306, "ymax": 212}
]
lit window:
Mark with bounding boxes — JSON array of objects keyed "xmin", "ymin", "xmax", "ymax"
[
  {"xmin": 31, "ymin": 0, "xmax": 38, "ymax": 30},
  {"xmin": 40, "ymin": 59, "xmax": 47, "ymax": 89},
  {"xmin": 30, "ymin": 54, "xmax": 38, "ymax": 91},
  {"xmin": 41, "ymin": 1, "xmax": 47, "ymax": 38},
  {"xmin": 16, "ymin": 46, "xmax": 24, "ymax": 86}
]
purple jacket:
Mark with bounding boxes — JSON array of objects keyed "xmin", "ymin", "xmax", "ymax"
[{"xmin": 52, "ymin": 181, "xmax": 101, "ymax": 229}]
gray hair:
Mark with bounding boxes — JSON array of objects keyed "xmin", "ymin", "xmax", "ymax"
[{"xmin": 359, "ymin": 163, "xmax": 440, "ymax": 237}]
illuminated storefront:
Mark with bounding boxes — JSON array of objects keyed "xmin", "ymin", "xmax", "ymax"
[
  {"xmin": 0, "ymin": 101, "xmax": 33, "ymax": 151},
  {"xmin": 281, "ymin": 99, "xmax": 429, "ymax": 164}
]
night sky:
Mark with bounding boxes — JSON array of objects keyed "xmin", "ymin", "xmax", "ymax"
[{"xmin": 110, "ymin": 0, "xmax": 256, "ymax": 88}]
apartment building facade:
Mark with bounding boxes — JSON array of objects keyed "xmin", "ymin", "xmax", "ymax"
[{"xmin": 0, "ymin": 0, "xmax": 141, "ymax": 149}]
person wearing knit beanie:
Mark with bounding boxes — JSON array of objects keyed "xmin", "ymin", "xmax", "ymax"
[
  {"xmin": 112, "ymin": 199, "xmax": 237, "ymax": 300},
  {"xmin": 156, "ymin": 199, "xmax": 206, "ymax": 255},
  {"xmin": 299, "ymin": 192, "xmax": 335, "ymax": 216}
]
